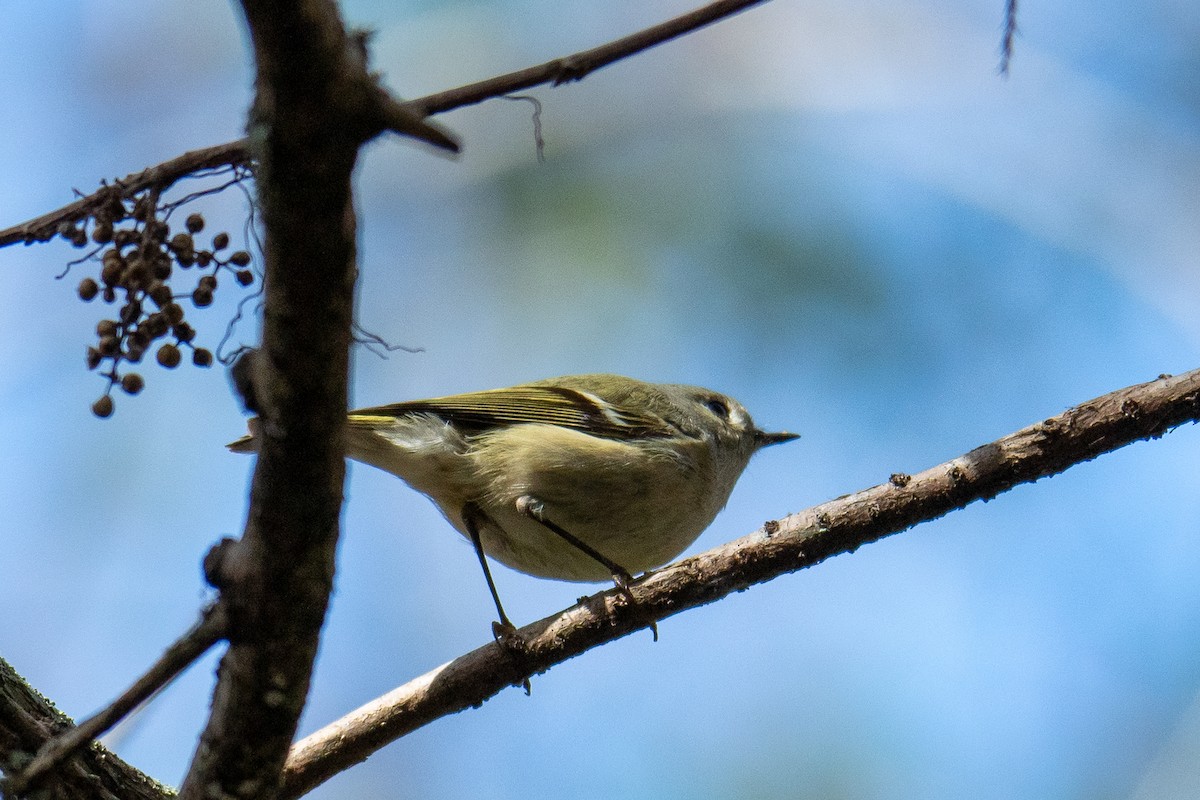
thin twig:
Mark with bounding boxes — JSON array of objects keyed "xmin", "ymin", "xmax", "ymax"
[
  {"xmin": 351, "ymin": 322, "xmax": 425, "ymax": 357},
  {"xmin": 502, "ymin": 95, "xmax": 546, "ymax": 163},
  {"xmin": 5, "ymin": 604, "xmax": 226, "ymax": 796},
  {"xmin": 0, "ymin": 141, "xmax": 250, "ymax": 248},
  {"xmin": 371, "ymin": 88, "xmax": 460, "ymax": 152},
  {"xmin": 0, "ymin": 0, "xmax": 772, "ymax": 250},
  {"xmin": 999, "ymin": 0, "xmax": 1019, "ymax": 76},
  {"xmin": 279, "ymin": 368, "xmax": 1200, "ymax": 799},
  {"xmin": 414, "ymin": 0, "xmax": 771, "ymax": 114}
]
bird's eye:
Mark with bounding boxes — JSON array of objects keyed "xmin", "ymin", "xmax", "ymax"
[{"xmin": 703, "ymin": 397, "xmax": 730, "ymax": 419}]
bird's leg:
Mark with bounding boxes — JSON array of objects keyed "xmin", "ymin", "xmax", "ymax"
[
  {"xmin": 514, "ymin": 496, "xmax": 632, "ymax": 585},
  {"xmin": 515, "ymin": 495, "xmax": 658, "ymax": 641},
  {"xmin": 461, "ymin": 504, "xmax": 531, "ymax": 662}
]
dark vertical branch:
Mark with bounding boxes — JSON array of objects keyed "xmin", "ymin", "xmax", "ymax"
[{"xmin": 176, "ymin": 2, "xmax": 366, "ymax": 798}]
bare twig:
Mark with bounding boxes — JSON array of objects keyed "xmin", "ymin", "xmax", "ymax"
[
  {"xmin": 351, "ymin": 322, "xmax": 425, "ymax": 356},
  {"xmin": 502, "ymin": 95, "xmax": 546, "ymax": 162},
  {"xmin": 414, "ymin": 0, "xmax": 771, "ymax": 114},
  {"xmin": 0, "ymin": 0, "xmax": 772, "ymax": 252},
  {"xmin": 279, "ymin": 368, "xmax": 1200, "ymax": 799},
  {"xmin": 999, "ymin": 0, "xmax": 1019, "ymax": 76},
  {"xmin": 369, "ymin": 89, "xmax": 460, "ymax": 152},
  {"xmin": 4, "ymin": 604, "xmax": 226, "ymax": 797},
  {"xmin": 0, "ymin": 141, "xmax": 250, "ymax": 248}
]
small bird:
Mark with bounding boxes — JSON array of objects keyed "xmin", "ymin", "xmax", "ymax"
[{"xmin": 229, "ymin": 374, "xmax": 797, "ymax": 629}]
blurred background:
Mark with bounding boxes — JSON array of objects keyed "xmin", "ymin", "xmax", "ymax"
[{"xmin": 2, "ymin": 1, "xmax": 1199, "ymax": 798}]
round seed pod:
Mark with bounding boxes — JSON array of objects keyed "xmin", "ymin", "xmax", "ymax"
[
  {"xmin": 120, "ymin": 373, "xmax": 145, "ymax": 395},
  {"xmin": 157, "ymin": 343, "xmax": 182, "ymax": 369},
  {"xmin": 92, "ymin": 395, "xmax": 114, "ymax": 418},
  {"xmin": 78, "ymin": 277, "xmax": 100, "ymax": 301}
]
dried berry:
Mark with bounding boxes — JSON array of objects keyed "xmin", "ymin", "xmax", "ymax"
[
  {"xmin": 145, "ymin": 313, "xmax": 169, "ymax": 337},
  {"xmin": 86, "ymin": 347, "xmax": 102, "ymax": 370},
  {"xmin": 170, "ymin": 233, "xmax": 194, "ymax": 253},
  {"xmin": 98, "ymin": 335, "xmax": 120, "ymax": 356},
  {"xmin": 174, "ymin": 323, "xmax": 196, "ymax": 343},
  {"xmin": 192, "ymin": 287, "xmax": 213, "ymax": 308},
  {"xmin": 162, "ymin": 302, "xmax": 184, "ymax": 325},
  {"xmin": 157, "ymin": 343, "xmax": 181, "ymax": 368},
  {"xmin": 148, "ymin": 283, "xmax": 173, "ymax": 307},
  {"xmin": 92, "ymin": 221, "xmax": 113, "ymax": 244},
  {"xmin": 212, "ymin": 232, "xmax": 230, "ymax": 250},
  {"xmin": 101, "ymin": 259, "xmax": 123, "ymax": 287},
  {"xmin": 96, "ymin": 319, "xmax": 118, "ymax": 337},
  {"xmin": 78, "ymin": 277, "xmax": 100, "ymax": 301},
  {"xmin": 133, "ymin": 196, "xmax": 153, "ymax": 222},
  {"xmin": 121, "ymin": 260, "xmax": 148, "ymax": 290},
  {"xmin": 92, "ymin": 395, "xmax": 115, "ymax": 418},
  {"xmin": 235, "ymin": 269, "xmax": 254, "ymax": 287},
  {"xmin": 193, "ymin": 348, "xmax": 213, "ymax": 367},
  {"xmin": 185, "ymin": 213, "xmax": 205, "ymax": 234},
  {"xmin": 230, "ymin": 251, "xmax": 251, "ymax": 267},
  {"xmin": 120, "ymin": 373, "xmax": 145, "ymax": 395},
  {"xmin": 119, "ymin": 299, "xmax": 142, "ymax": 324}
]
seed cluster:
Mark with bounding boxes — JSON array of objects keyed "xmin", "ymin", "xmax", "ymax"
[{"xmin": 58, "ymin": 189, "xmax": 256, "ymax": 417}]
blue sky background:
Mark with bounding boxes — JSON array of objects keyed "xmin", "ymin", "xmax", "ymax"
[{"xmin": 1, "ymin": 1, "xmax": 1199, "ymax": 798}]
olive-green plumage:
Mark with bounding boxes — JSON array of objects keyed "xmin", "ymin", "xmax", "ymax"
[{"xmin": 229, "ymin": 374, "xmax": 797, "ymax": 582}]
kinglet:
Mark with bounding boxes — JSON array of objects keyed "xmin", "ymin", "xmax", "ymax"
[{"xmin": 228, "ymin": 374, "xmax": 797, "ymax": 628}]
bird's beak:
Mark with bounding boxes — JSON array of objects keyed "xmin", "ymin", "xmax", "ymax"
[{"xmin": 754, "ymin": 429, "xmax": 800, "ymax": 448}]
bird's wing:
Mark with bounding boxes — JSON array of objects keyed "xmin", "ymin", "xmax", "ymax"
[{"xmin": 350, "ymin": 384, "xmax": 676, "ymax": 440}]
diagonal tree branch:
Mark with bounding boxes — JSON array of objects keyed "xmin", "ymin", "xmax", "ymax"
[
  {"xmin": 4, "ymin": 368, "xmax": 1194, "ymax": 800},
  {"xmin": 0, "ymin": 656, "xmax": 172, "ymax": 800},
  {"xmin": 278, "ymin": 368, "xmax": 1200, "ymax": 799},
  {"xmin": 3, "ymin": 604, "xmax": 226, "ymax": 797},
  {"xmin": 0, "ymin": 142, "xmax": 251, "ymax": 248},
  {"xmin": 412, "ymin": 0, "xmax": 771, "ymax": 114},
  {"xmin": 0, "ymin": 0, "xmax": 771, "ymax": 250}
]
